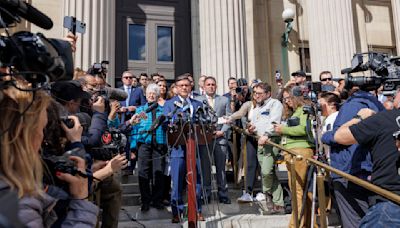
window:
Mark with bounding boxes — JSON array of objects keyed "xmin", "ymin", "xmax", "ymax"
[
  {"xmin": 157, "ymin": 26, "xmax": 173, "ymax": 62},
  {"xmin": 129, "ymin": 24, "xmax": 146, "ymax": 61},
  {"xmin": 299, "ymin": 47, "xmax": 311, "ymax": 73}
]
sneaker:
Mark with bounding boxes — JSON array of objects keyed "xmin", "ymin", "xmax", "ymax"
[
  {"xmin": 265, "ymin": 193, "xmax": 274, "ymax": 210},
  {"xmin": 254, "ymin": 192, "xmax": 266, "ymax": 202},
  {"xmin": 237, "ymin": 192, "xmax": 253, "ymax": 203}
]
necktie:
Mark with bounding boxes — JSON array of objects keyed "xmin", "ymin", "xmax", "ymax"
[
  {"xmin": 126, "ymin": 87, "xmax": 131, "ymax": 107},
  {"xmin": 208, "ymin": 96, "xmax": 214, "ymax": 109}
]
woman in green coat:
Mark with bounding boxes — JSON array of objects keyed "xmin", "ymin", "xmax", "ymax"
[{"xmin": 273, "ymin": 87, "xmax": 316, "ymax": 228}]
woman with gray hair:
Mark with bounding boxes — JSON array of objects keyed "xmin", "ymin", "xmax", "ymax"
[{"xmin": 129, "ymin": 83, "xmax": 167, "ymax": 212}]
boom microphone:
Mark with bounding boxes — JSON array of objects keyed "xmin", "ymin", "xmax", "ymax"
[
  {"xmin": 0, "ymin": 0, "xmax": 54, "ymax": 30},
  {"xmin": 103, "ymin": 87, "xmax": 128, "ymax": 101}
]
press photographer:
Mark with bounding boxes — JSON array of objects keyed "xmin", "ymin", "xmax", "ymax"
[
  {"xmin": 333, "ymin": 107, "xmax": 400, "ymax": 227},
  {"xmin": 322, "ymin": 52, "xmax": 387, "ymax": 227}
]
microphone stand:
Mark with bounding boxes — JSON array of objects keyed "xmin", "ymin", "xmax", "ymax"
[{"xmin": 183, "ymin": 108, "xmax": 198, "ymax": 228}]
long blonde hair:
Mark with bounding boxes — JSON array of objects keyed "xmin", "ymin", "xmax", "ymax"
[
  {"xmin": 282, "ymin": 87, "xmax": 310, "ymax": 120},
  {"xmin": 0, "ymin": 89, "xmax": 51, "ymax": 197}
]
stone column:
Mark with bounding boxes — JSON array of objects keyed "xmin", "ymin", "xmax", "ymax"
[
  {"xmin": 63, "ymin": 0, "xmax": 116, "ymax": 86},
  {"xmin": 392, "ymin": 0, "xmax": 400, "ymax": 55},
  {"xmin": 198, "ymin": 0, "xmax": 247, "ymax": 94},
  {"xmin": 306, "ymin": 0, "xmax": 356, "ymax": 79}
]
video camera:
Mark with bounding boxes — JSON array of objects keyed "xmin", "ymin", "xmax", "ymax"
[
  {"xmin": 0, "ymin": 1, "xmax": 74, "ymax": 90},
  {"xmin": 341, "ymin": 52, "xmax": 400, "ymax": 94},
  {"xmin": 91, "ymin": 128, "xmax": 127, "ymax": 161},
  {"xmin": 87, "ymin": 61, "xmax": 109, "ymax": 78}
]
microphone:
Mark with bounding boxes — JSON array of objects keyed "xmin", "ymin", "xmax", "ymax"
[
  {"xmin": 167, "ymin": 100, "xmax": 183, "ymax": 118},
  {"xmin": 144, "ymin": 102, "xmax": 158, "ymax": 113},
  {"xmin": 0, "ymin": 0, "xmax": 54, "ymax": 30},
  {"xmin": 103, "ymin": 87, "xmax": 128, "ymax": 101},
  {"xmin": 202, "ymin": 100, "xmax": 216, "ymax": 114},
  {"xmin": 147, "ymin": 115, "xmax": 166, "ymax": 132}
]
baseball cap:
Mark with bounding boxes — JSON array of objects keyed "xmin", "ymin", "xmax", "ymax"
[
  {"xmin": 51, "ymin": 80, "xmax": 90, "ymax": 101},
  {"xmin": 237, "ymin": 78, "xmax": 248, "ymax": 86},
  {"xmin": 291, "ymin": 70, "xmax": 306, "ymax": 77}
]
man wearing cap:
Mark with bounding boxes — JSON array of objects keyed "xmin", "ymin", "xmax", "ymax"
[{"xmin": 285, "ymin": 70, "xmax": 307, "ymax": 88}]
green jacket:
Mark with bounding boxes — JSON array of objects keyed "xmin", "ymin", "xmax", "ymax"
[{"xmin": 281, "ymin": 106, "xmax": 314, "ymax": 149}]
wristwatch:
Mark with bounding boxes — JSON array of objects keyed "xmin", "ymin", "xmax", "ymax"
[{"xmin": 353, "ymin": 114, "xmax": 363, "ymax": 120}]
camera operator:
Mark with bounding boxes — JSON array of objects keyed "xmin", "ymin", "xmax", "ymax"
[
  {"xmin": 321, "ymin": 85, "xmax": 384, "ymax": 227},
  {"xmin": 333, "ymin": 108, "xmax": 400, "ymax": 227},
  {"xmin": 319, "ymin": 92, "xmax": 341, "ymax": 163},
  {"xmin": 0, "ymin": 88, "xmax": 98, "ymax": 227}
]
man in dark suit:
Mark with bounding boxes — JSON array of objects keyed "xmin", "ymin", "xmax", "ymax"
[
  {"xmin": 119, "ymin": 71, "xmax": 146, "ymax": 175},
  {"xmin": 163, "ymin": 74, "xmax": 205, "ymax": 223},
  {"xmin": 197, "ymin": 76, "xmax": 232, "ymax": 204},
  {"xmin": 119, "ymin": 71, "xmax": 146, "ymax": 122}
]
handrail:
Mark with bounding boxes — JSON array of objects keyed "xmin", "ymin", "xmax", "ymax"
[{"xmin": 230, "ymin": 125, "xmax": 400, "ymax": 205}]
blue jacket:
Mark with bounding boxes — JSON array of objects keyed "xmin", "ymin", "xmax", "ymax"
[
  {"xmin": 163, "ymin": 96, "xmax": 203, "ymax": 158},
  {"xmin": 131, "ymin": 103, "xmax": 166, "ymax": 146},
  {"xmin": 321, "ymin": 91, "xmax": 384, "ymax": 179}
]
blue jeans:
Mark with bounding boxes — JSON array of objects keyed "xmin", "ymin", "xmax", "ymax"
[{"xmin": 360, "ymin": 201, "xmax": 400, "ymax": 227}]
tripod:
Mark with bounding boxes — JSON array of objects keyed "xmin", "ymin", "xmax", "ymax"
[{"xmin": 301, "ymin": 100, "xmax": 328, "ymax": 227}]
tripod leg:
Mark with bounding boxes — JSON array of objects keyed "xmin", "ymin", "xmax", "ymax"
[
  {"xmin": 288, "ymin": 156, "xmax": 299, "ymax": 228},
  {"xmin": 311, "ymin": 171, "xmax": 317, "ymax": 227},
  {"xmin": 317, "ymin": 169, "xmax": 327, "ymax": 228}
]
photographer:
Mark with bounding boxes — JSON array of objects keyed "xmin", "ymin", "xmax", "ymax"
[
  {"xmin": 0, "ymin": 88, "xmax": 98, "ymax": 227},
  {"xmin": 333, "ymin": 108, "xmax": 400, "ymax": 227},
  {"xmin": 321, "ymin": 85, "xmax": 384, "ymax": 227}
]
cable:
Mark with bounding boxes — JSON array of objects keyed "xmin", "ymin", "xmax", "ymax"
[{"xmin": 120, "ymin": 208, "xmax": 146, "ymax": 228}]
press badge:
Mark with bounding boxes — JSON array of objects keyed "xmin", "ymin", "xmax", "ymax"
[{"xmin": 281, "ymin": 136, "xmax": 287, "ymax": 145}]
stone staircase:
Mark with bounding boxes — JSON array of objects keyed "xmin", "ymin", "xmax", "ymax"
[{"xmin": 117, "ymin": 171, "xmax": 293, "ymax": 228}]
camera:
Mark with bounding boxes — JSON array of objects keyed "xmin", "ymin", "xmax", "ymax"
[
  {"xmin": 287, "ymin": 116, "xmax": 300, "ymax": 127},
  {"xmin": 0, "ymin": 31, "xmax": 73, "ymax": 83},
  {"xmin": 60, "ymin": 116, "xmax": 74, "ymax": 128},
  {"xmin": 87, "ymin": 61, "xmax": 109, "ymax": 78},
  {"xmin": 342, "ymin": 52, "xmax": 400, "ymax": 94},
  {"xmin": 91, "ymin": 128, "xmax": 127, "ymax": 161},
  {"xmin": 43, "ymin": 147, "xmax": 86, "ymax": 177}
]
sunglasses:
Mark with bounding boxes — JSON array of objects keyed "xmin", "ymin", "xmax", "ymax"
[
  {"xmin": 321, "ymin": 78, "xmax": 332, "ymax": 82},
  {"xmin": 123, "ymin": 77, "xmax": 133, "ymax": 79}
]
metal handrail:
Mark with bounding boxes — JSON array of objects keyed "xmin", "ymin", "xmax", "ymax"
[{"xmin": 231, "ymin": 124, "xmax": 400, "ymax": 228}]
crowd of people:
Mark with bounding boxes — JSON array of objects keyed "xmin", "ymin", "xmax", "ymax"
[{"xmin": 2, "ymin": 60, "xmax": 400, "ymax": 227}]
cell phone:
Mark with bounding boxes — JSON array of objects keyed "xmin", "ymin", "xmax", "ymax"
[{"xmin": 63, "ymin": 16, "xmax": 86, "ymax": 35}]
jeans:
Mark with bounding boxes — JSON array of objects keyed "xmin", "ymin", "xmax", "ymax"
[{"xmin": 360, "ymin": 201, "xmax": 400, "ymax": 228}]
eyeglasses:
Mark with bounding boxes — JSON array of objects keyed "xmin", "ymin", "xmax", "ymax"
[
  {"xmin": 321, "ymin": 78, "xmax": 332, "ymax": 82},
  {"xmin": 254, "ymin": 92, "xmax": 266, "ymax": 95},
  {"xmin": 123, "ymin": 77, "xmax": 133, "ymax": 79},
  {"xmin": 177, "ymin": 84, "xmax": 190, "ymax": 88},
  {"xmin": 283, "ymin": 96, "xmax": 292, "ymax": 101}
]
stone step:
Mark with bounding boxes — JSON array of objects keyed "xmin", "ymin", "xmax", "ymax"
[
  {"xmin": 121, "ymin": 193, "xmax": 141, "ymax": 206},
  {"xmin": 120, "ymin": 174, "xmax": 138, "ymax": 184},
  {"xmin": 121, "ymin": 182, "xmax": 140, "ymax": 194}
]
